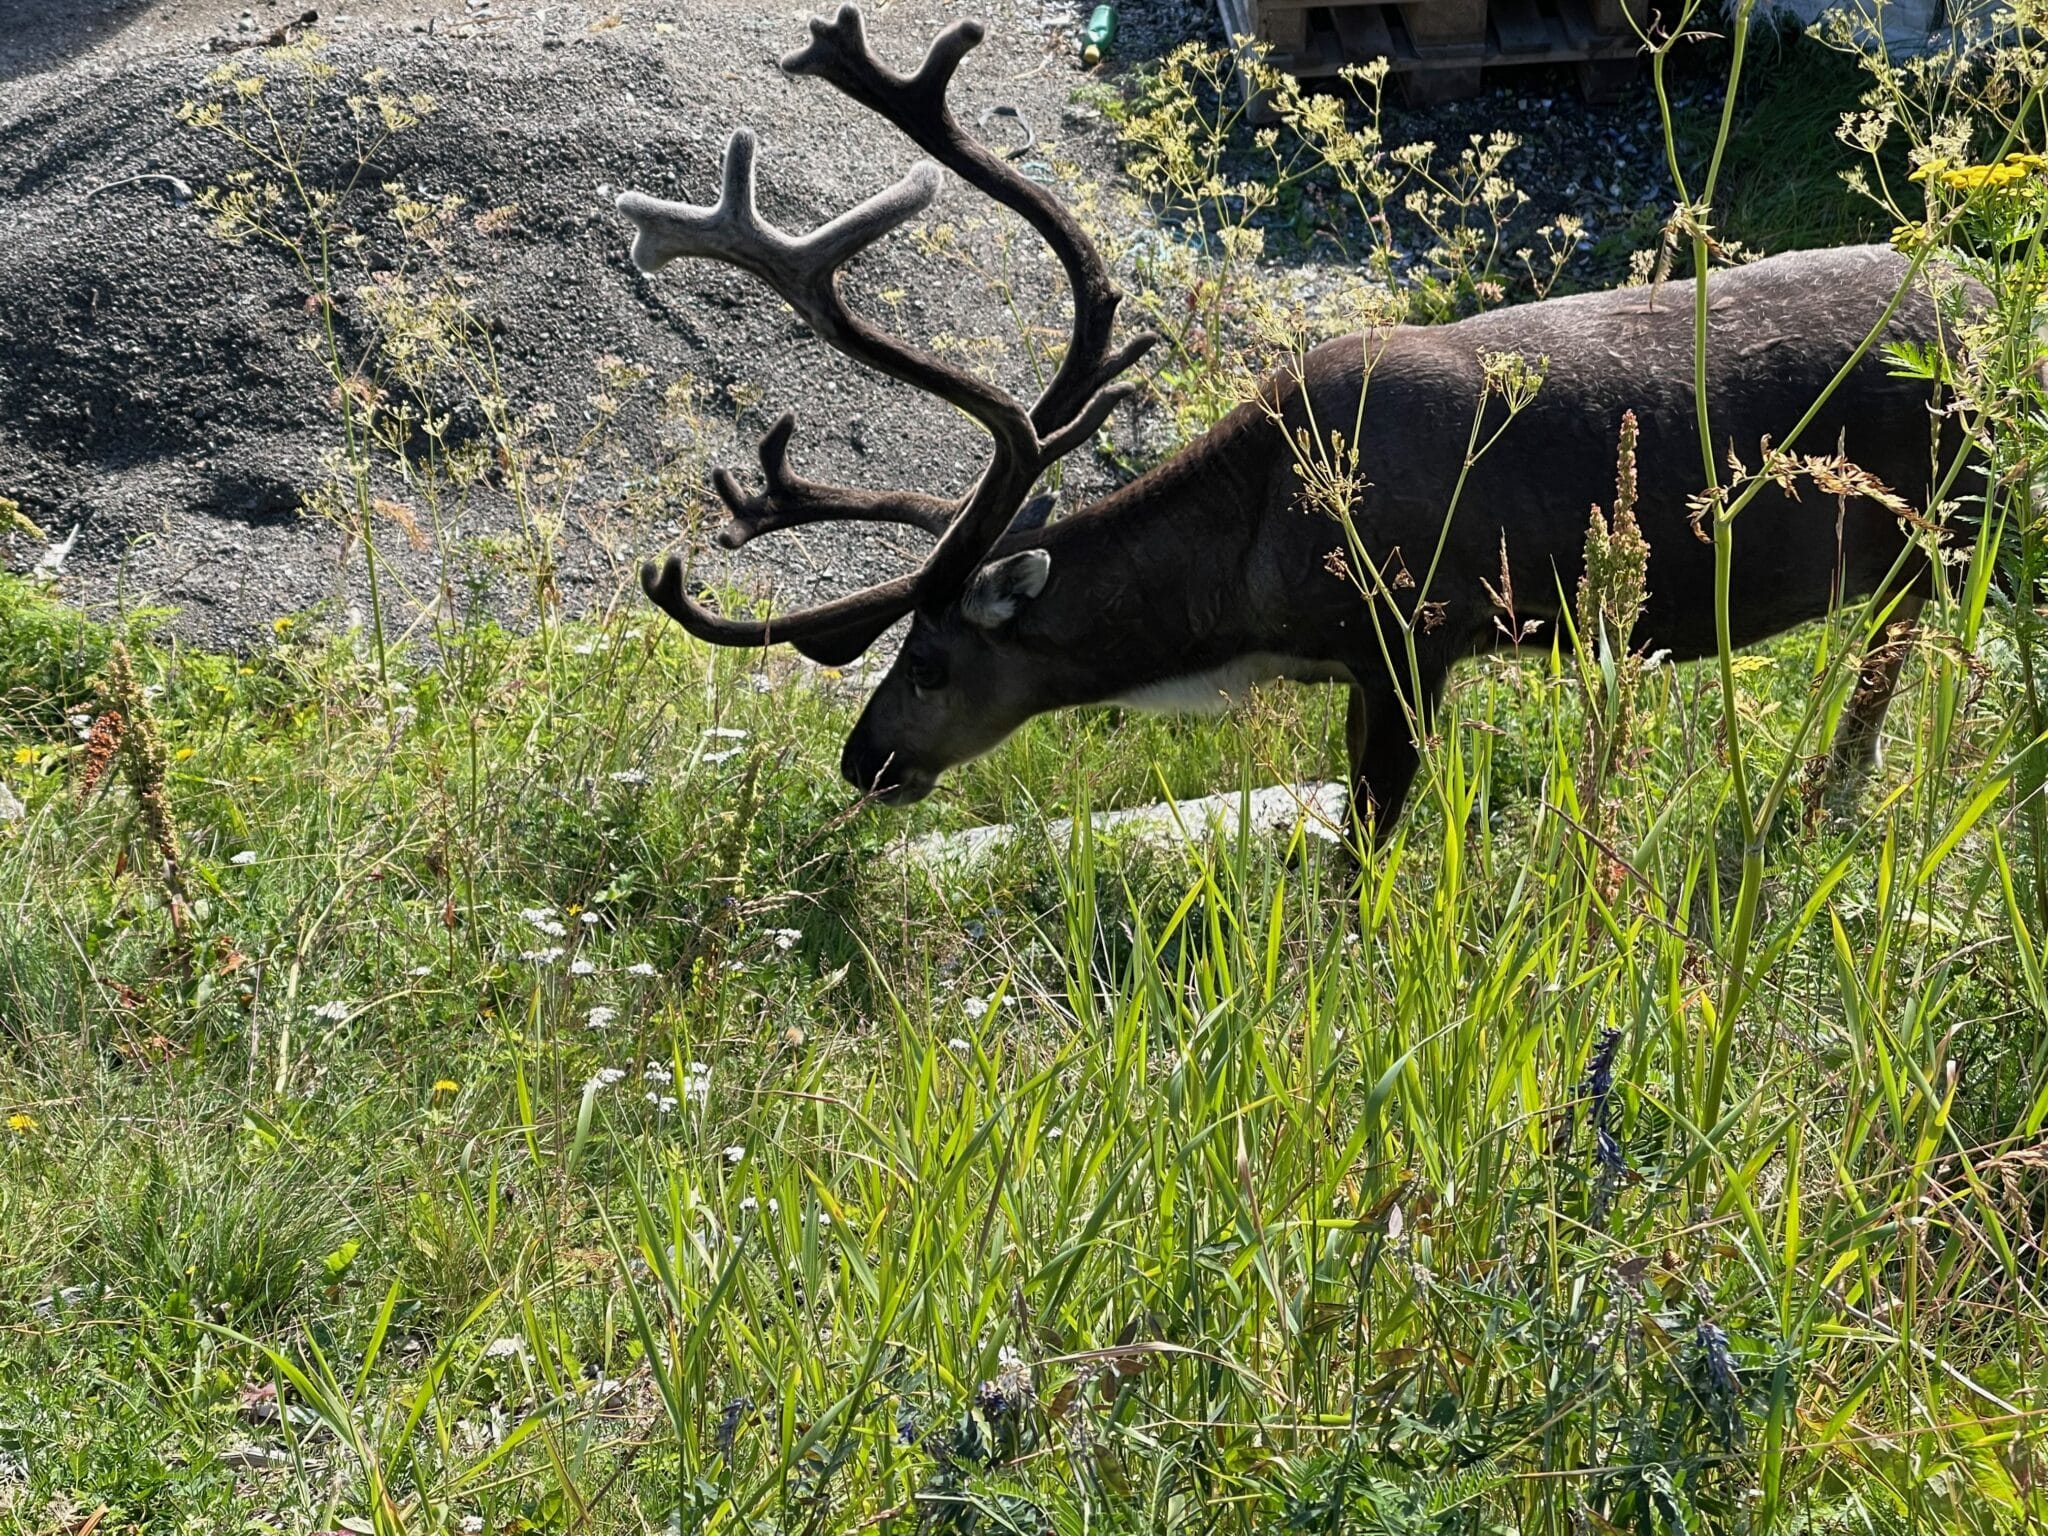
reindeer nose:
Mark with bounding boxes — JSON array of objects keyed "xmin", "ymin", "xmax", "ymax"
[{"xmin": 840, "ymin": 735, "xmax": 896, "ymax": 796}]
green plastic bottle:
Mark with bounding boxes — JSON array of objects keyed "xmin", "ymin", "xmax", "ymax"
[{"xmin": 1082, "ymin": 3, "xmax": 1117, "ymax": 64}]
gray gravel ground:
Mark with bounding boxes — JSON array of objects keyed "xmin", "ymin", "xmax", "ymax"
[{"xmin": 0, "ymin": 0, "xmax": 1694, "ymax": 651}]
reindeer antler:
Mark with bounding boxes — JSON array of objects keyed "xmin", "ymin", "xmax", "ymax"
[{"xmin": 619, "ymin": 5, "xmax": 1156, "ymax": 662}]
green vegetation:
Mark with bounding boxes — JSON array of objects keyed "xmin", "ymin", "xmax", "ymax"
[{"xmin": 8, "ymin": 3, "xmax": 2048, "ymax": 1533}]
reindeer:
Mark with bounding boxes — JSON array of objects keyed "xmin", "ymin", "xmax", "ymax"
[{"xmin": 618, "ymin": 5, "xmax": 1960, "ymax": 845}]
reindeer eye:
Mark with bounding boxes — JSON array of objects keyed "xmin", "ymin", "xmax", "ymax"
[{"xmin": 907, "ymin": 657, "xmax": 947, "ymax": 695}]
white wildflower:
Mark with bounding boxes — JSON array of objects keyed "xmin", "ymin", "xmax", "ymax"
[
  {"xmin": 724, "ymin": 1145, "xmax": 745, "ymax": 1164},
  {"xmin": 229, "ymin": 850, "xmax": 259, "ymax": 866},
  {"xmin": 408, "ymin": 965, "xmax": 432, "ymax": 977},
  {"xmin": 646, "ymin": 1092, "xmax": 679, "ymax": 1114},
  {"xmin": 645, "ymin": 1061, "xmax": 673, "ymax": 1085},
  {"xmin": 579, "ymin": 911, "xmax": 600, "ymax": 926},
  {"xmin": 569, "ymin": 958, "xmax": 596, "ymax": 976},
  {"xmin": 682, "ymin": 1066, "xmax": 711, "ymax": 1106},
  {"xmin": 588, "ymin": 1066, "xmax": 627, "ymax": 1090},
  {"xmin": 520, "ymin": 946, "xmax": 566, "ymax": 965},
  {"xmin": 482, "ymin": 1337, "xmax": 527, "ymax": 1360},
  {"xmin": 588, "ymin": 1005, "xmax": 617, "ymax": 1029},
  {"xmin": 625, "ymin": 962, "xmax": 657, "ymax": 977},
  {"xmin": 521, "ymin": 908, "xmax": 568, "ymax": 938},
  {"xmin": 609, "ymin": 768, "xmax": 649, "ymax": 785},
  {"xmin": 947, "ymin": 1038, "xmax": 970, "ymax": 1053},
  {"xmin": 703, "ymin": 748, "xmax": 742, "ymax": 765},
  {"xmin": 767, "ymin": 928, "xmax": 801, "ymax": 951},
  {"xmin": 703, "ymin": 727, "xmax": 747, "ymax": 740},
  {"xmin": 310, "ymin": 1000, "xmax": 351, "ymax": 1022},
  {"xmin": 963, "ymin": 997, "xmax": 990, "ymax": 1020}
]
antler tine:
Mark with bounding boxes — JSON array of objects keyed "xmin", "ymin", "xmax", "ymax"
[
  {"xmin": 711, "ymin": 412, "xmax": 956, "ymax": 550},
  {"xmin": 640, "ymin": 554, "xmax": 915, "ymax": 667},
  {"xmin": 782, "ymin": 4, "xmax": 1159, "ymax": 437},
  {"xmin": 617, "ymin": 128, "xmax": 941, "ymax": 343}
]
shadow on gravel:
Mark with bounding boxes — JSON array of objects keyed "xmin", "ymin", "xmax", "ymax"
[{"xmin": 0, "ymin": 0, "xmax": 156, "ymax": 85}]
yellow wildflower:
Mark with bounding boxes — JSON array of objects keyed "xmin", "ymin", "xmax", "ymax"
[
  {"xmin": 432, "ymin": 1079, "xmax": 459, "ymax": 1094},
  {"xmin": 7, "ymin": 1113, "xmax": 37, "ymax": 1134}
]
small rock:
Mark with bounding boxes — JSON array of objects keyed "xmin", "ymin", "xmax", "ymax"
[{"xmin": 0, "ymin": 782, "xmax": 23, "ymax": 822}]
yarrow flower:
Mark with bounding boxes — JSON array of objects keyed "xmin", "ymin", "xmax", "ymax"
[
  {"xmin": 646, "ymin": 1092, "xmax": 679, "ymax": 1114},
  {"xmin": 625, "ymin": 962, "xmax": 657, "ymax": 977},
  {"xmin": 704, "ymin": 749, "xmax": 742, "ymax": 765},
  {"xmin": 587, "ymin": 1005, "xmax": 617, "ymax": 1029},
  {"xmin": 724, "ymin": 1144, "xmax": 745, "ymax": 1164},
  {"xmin": 644, "ymin": 1061, "xmax": 673, "ymax": 1085},
  {"xmin": 520, "ymin": 907, "xmax": 568, "ymax": 938},
  {"xmin": 608, "ymin": 768, "xmax": 649, "ymax": 785},
  {"xmin": 948, "ymin": 1038, "xmax": 970, "ymax": 1053},
  {"xmin": 310, "ymin": 1000, "xmax": 351, "ymax": 1022},
  {"xmin": 587, "ymin": 1066, "xmax": 627, "ymax": 1091},
  {"xmin": 962, "ymin": 997, "xmax": 990, "ymax": 1020},
  {"xmin": 520, "ymin": 947, "xmax": 566, "ymax": 965},
  {"xmin": 230, "ymin": 850, "xmax": 258, "ymax": 866},
  {"xmin": 767, "ymin": 928, "xmax": 801, "ymax": 950},
  {"xmin": 482, "ymin": 1336, "xmax": 528, "ymax": 1361},
  {"xmin": 569, "ymin": 959, "xmax": 597, "ymax": 976}
]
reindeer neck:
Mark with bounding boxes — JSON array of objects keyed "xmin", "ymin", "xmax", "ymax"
[{"xmin": 1006, "ymin": 404, "xmax": 1301, "ymax": 711}]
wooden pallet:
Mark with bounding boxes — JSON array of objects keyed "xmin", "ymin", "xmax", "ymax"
[{"xmin": 1217, "ymin": 0, "xmax": 1646, "ymax": 110}]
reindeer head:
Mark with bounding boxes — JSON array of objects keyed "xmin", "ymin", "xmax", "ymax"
[{"xmin": 619, "ymin": 4, "xmax": 1153, "ymax": 804}]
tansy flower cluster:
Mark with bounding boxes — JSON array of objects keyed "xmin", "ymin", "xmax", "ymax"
[{"xmin": 1913, "ymin": 151, "xmax": 2048, "ymax": 193}]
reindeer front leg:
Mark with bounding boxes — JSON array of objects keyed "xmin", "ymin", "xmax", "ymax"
[{"xmin": 1344, "ymin": 668, "xmax": 1446, "ymax": 846}]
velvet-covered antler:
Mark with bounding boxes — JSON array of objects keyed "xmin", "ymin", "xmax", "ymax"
[{"xmin": 619, "ymin": 6, "xmax": 1155, "ymax": 661}]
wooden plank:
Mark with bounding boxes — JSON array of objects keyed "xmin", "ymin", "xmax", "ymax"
[
  {"xmin": 1329, "ymin": 3, "xmax": 1397, "ymax": 60},
  {"xmin": 1490, "ymin": 0, "xmax": 1551, "ymax": 52},
  {"xmin": 1400, "ymin": 0, "xmax": 1487, "ymax": 52}
]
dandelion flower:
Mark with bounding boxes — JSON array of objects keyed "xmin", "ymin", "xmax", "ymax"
[
  {"xmin": 6, "ymin": 1113, "xmax": 36, "ymax": 1135},
  {"xmin": 432, "ymin": 1079, "xmax": 459, "ymax": 1094}
]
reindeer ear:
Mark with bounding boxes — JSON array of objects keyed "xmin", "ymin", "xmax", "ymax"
[{"xmin": 960, "ymin": 549, "xmax": 1051, "ymax": 629}]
